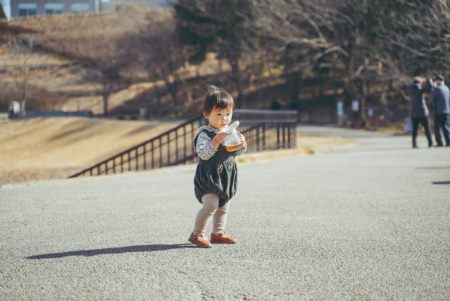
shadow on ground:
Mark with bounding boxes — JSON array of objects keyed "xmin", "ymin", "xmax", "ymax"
[
  {"xmin": 27, "ymin": 243, "xmax": 195, "ymax": 259},
  {"xmin": 432, "ymin": 181, "xmax": 450, "ymax": 185}
]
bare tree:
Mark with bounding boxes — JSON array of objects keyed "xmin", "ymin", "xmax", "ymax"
[
  {"xmin": 60, "ymin": 28, "xmax": 131, "ymax": 116},
  {"xmin": 0, "ymin": 17, "xmax": 42, "ymax": 113},
  {"xmin": 12, "ymin": 8, "xmax": 148, "ymax": 116},
  {"xmin": 258, "ymin": 0, "xmax": 450, "ymax": 125},
  {"xmin": 97, "ymin": 64, "xmax": 128, "ymax": 116},
  {"xmin": 135, "ymin": 10, "xmax": 187, "ymax": 115},
  {"xmin": 174, "ymin": 0, "xmax": 262, "ymax": 107},
  {"xmin": 7, "ymin": 36, "xmax": 41, "ymax": 113},
  {"xmin": 89, "ymin": 44, "xmax": 130, "ymax": 116}
]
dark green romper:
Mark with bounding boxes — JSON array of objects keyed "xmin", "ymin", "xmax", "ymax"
[{"xmin": 194, "ymin": 128, "xmax": 240, "ymax": 207}]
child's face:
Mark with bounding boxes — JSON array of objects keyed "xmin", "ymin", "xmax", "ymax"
[{"xmin": 204, "ymin": 106, "xmax": 233, "ymax": 130}]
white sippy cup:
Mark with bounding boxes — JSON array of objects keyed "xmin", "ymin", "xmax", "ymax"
[{"xmin": 221, "ymin": 121, "xmax": 242, "ymax": 152}]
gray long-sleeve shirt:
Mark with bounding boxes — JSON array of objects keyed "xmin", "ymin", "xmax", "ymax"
[{"xmin": 430, "ymin": 84, "xmax": 450, "ymax": 114}]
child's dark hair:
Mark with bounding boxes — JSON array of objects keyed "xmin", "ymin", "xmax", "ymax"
[{"xmin": 203, "ymin": 85, "xmax": 234, "ymax": 113}]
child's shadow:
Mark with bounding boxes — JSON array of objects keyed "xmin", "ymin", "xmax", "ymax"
[{"xmin": 27, "ymin": 243, "xmax": 195, "ymax": 260}]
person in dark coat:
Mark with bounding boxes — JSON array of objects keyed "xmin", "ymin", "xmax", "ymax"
[
  {"xmin": 407, "ymin": 77, "xmax": 433, "ymax": 148},
  {"xmin": 430, "ymin": 75, "xmax": 450, "ymax": 147}
]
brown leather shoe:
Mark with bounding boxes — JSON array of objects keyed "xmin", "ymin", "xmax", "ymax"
[
  {"xmin": 188, "ymin": 232, "xmax": 212, "ymax": 248},
  {"xmin": 210, "ymin": 232, "xmax": 237, "ymax": 244}
]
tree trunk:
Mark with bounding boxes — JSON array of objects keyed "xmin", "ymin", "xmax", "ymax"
[
  {"xmin": 20, "ymin": 99, "xmax": 27, "ymax": 113},
  {"xmin": 165, "ymin": 80, "xmax": 179, "ymax": 115},
  {"xmin": 287, "ymin": 71, "xmax": 301, "ymax": 102},
  {"xmin": 103, "ymin": 94, "xmax": 109, "ymax": 116},
  {"xmin": 19, "ymin": 79, "xmax": 27, "ymax": 112},
  {"xmin": 359, "ymin": 79, "xmax": 367, "ymax": 127},
  {"xmin": 229, "ymin": 57, "xmax": 244, "ymax": 108},
  {"xmin": 102, "ymin": 82, "xmax": 112, "ymax": 116}
]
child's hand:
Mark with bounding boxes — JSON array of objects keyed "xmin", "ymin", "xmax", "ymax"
[
  {"xmin": 239, "ymin": 133, "xmax": 247, "ymax": 150},
  {"xmin": 212, "ymin": 132, "xmax": 226, "ymax": 149}
]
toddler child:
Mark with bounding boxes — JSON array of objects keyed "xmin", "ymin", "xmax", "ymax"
[{"xmin": 188, "ymin": 85, "xmax": 247, "ymax": 248}]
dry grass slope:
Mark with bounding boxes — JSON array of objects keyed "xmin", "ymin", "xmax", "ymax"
[
  {"xmin": 9, "ymin": 8, "xmax": 165, "ymax": 60},
  {"xmin": 0, "ymin": 117, "xmax": 179, "ymax": 183},
  {"xmin": 0, "ymin": 118, "xmax": 355, "ymax": 184}
]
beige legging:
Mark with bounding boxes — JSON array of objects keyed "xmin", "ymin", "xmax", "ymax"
[{"xmin": 194, "ymin": 193, "xmax": 230, "ymax": 235}]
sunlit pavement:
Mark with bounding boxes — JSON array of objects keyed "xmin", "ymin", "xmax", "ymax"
[{"xmin": 1, "ymin": 126, "xmax": 449, "ymax": 300}]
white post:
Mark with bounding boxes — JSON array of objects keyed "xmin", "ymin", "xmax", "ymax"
[{"xmin": 94, "ymin": 0, "xmax": 100, "ymax": 13}]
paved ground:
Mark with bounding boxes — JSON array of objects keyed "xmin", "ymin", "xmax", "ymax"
[{"xmin": 1, "ymin": 126, "xmax": 449, "ymax": 300}]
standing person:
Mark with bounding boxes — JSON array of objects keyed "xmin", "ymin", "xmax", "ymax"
[
  {"xmin": 188, "ymin": 85, "xmax": 247, "ymax": 248},
  {"xmin": 407, "ymin": 76, "xmax": 433, "ymax": 148},
  {"xmin": 430, "ymin": 75, "xmax": 450, "ymax": 147}
]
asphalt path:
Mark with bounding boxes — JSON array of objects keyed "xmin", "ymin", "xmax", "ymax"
[{"xmin": 1, "ymin": 126, "xmax": 449, "ymax": 300}]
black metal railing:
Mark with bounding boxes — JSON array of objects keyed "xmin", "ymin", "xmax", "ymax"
[
  {"xmin": 69, "ymin": 115, "xmax": 204, "ymax": 178},
  {"xmin": 69, "ymin": 109, "xmax": 297, "ymax": 178},
  {"xmin": 234, "ymin": 109, "xmax": 297, "ymax": 151}
]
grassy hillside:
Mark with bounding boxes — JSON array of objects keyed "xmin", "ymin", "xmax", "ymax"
[
  {"xmin": 0, "ymin": 117, "xmax": 357, "ymax": 185},
  {"xmin": 1, "ymin": 9, "xmax": 233, "ymax": 116},
  {"xmin": 0, "ymin": 117, "xmax": 179, "ymax": 183},
  {"xmin": 9, "ymin": 8, "xmax": 154, "ymax": 61},
  {"xmin": 1, "ymin": 9, "xmax": 157, "ymax": 114}
]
